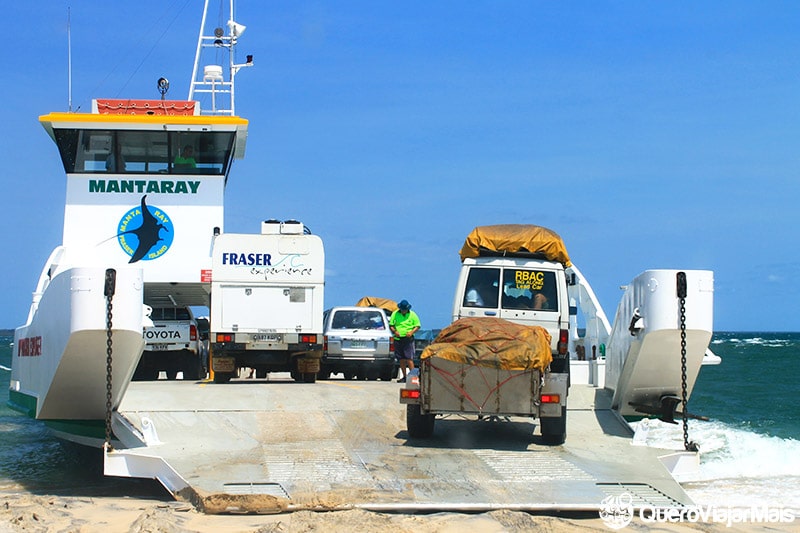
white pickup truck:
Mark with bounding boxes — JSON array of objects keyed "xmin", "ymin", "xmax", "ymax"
[{"xmin": 134, "ymin": 306, "xmax": 206, "ymax": 381}]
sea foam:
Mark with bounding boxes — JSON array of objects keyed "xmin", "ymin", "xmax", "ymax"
[{"xmin": 631, "ymin": 418, "xmax": 800, "ymax": 510}]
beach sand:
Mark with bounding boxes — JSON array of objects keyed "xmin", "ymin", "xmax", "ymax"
[{"xmin": 1, "ymin": 491, "xmax": 798, "ymax": 532}]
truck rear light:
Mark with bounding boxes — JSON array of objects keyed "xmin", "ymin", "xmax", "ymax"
[
  {"xmin": 301, "ymin": 334, "xmax": 318, "ymax": 344},
  {"xmin": 390, "ymin": 338, "xmax": 394, "ymax": 351},
  {"xmin": 400, "ymin": 389, "xmax": 420, "ymax": 400},
  {"xmin": 323, "ymin": 335, "xmax": 328, "ymax": 351},
  {"xmin": 557, "ymin": 329, "xmax": 569, "ymax": 355},
  {"xmin": 540, "ymin": 393, "xmax": 560, "ymax": 403},
  {"xmin": 190, "ymin": 325, "xmax": 198, "ymax": 341},
  {"xmin": 216, "ymin": 333, "xmax": 233, "ymax": 343}
]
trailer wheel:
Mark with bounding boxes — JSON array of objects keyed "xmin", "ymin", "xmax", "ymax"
[
  {"xmin": 540, "ymin": 406, "xmax": 567, "ymax": 445},
  {"xmin": 406, "ymin": 404, "xmax": 435, "ymax": 438}
]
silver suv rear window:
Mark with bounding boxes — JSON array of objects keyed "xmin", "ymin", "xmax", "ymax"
[{"xmin": 330, "ymin": 310, "xmax": 386, "ymax": 330}]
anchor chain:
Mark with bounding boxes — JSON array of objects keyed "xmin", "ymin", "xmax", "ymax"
[
  {"xmin": 677, "ymin": 272, "xmax": 698, "ymax": 452},
  {"xmin": 104, "ymin": 269, "xmax": 116, "ymax": 450}
]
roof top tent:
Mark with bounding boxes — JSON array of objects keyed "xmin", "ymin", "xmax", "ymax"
[{"xmin": 36, "ymin": 0, "xmax": 251, "ymax": 309}]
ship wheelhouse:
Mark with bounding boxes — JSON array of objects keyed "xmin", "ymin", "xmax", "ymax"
[{"xmin": 37, "ymin": 99, "xmax": 249, "ymax": 309}]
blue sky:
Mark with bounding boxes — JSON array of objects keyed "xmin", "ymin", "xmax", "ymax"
[{"xmin": 2, "ymin": 1, "xmax": 798, "ymax": 331}]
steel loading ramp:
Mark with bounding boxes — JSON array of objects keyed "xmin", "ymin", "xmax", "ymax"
[{"xmin": 107, "ymin": 378, "xmax": 693, "ymax": 513}]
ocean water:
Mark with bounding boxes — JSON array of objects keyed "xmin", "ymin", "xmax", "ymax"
[
  {"xmin": 0, "ymin": 335, "xmax": 166, "ymax": 499},
  {"xmin": 0, "ymin": 332, "xmax": 797, "ymax": 510},
  {"xmin": 633, "ymin": 332, "xmax": 800, "ymax": 511}
]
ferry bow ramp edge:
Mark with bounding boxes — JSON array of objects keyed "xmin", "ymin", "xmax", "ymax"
[{"xmin": 11, "ymin": 1, "xmax": 717, "ymax": 516}]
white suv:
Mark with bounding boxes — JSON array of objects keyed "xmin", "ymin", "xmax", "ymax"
[{"xmin": 321, "ymin": 306, "xmax": 396, "ymax": 381}]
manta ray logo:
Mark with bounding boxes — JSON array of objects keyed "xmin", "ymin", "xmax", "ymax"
[{"xmin": 116, "ymin": 195, "xmax": 174, "ymax": 263}]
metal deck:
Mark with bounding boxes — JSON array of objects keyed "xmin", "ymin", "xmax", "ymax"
[{"xmin": 107, "ymin": 377, "xmax": 693, "ymax": 513}]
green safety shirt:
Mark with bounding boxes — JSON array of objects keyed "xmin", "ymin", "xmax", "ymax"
[
  {"xmin": 174, "ymin": 156, "xmax": 196, "ymax": 167},
  {"xmin": 390, "ymin": 310, "xmax": 421, "ymax": 339}
]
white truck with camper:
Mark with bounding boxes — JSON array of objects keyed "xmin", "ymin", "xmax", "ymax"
[
  {"xmin": 209, "ymin": 220, "xmax": 325, "ymax": 383},
  {"xmin": 135, "ymin": 306, "xmax": 205, "ymax": 381},
  {"xmin": 400, "ymin": 224, "xmax": 573, "ymax": 444}
]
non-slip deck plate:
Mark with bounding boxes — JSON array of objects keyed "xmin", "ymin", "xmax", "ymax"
[{"xmin": 114, "ymin": 377, "xmax": 693, "ymax": 511}]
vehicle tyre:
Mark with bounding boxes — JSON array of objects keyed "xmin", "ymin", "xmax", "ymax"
[
  {"xmin": 183, "ymin": 353, "xmax": 203, "ymax": 380},
  {"xmin": 183, "ymin": 365, "xmax": 199, "ymax": 380},
  {"xmin": 133, "ymin": 356, "xmax": 158, "ymax": 381},
  {"xmin": 550, "ymin": 355, "xmax": 568, "ymax": 374},
  {"xmin": 303, "ymin": 372, "xmax": 317, "ymax": 383},
  {"xmin": 406, "ymin": 404, "xmax": 435, "ymax": 438},
  {"xmin": 213, "ymin": 371, "xmax": 233, "ymax": 384},
  {"xmin": 540, "ymin": 406, "xmax": 567, "ymax": 445},
  {"xmin": 550, "ymin": 355, "xmax": 571, "ymax": 385},
  {"xmin": 132, "ymin": 362, "xmax": 147, "ymax": 381},
  {"xmin": 379, "ymin": 366, "xmax": 396, "ymax": 381},
  {"xmin": 343, "ymin": 371, "xmax": 355, "ymax": 380},
  {"xmin": 256, "ymin": 368, "xmax": 268, "ymax": 379},
  {"xmin": 317, "ymin": 369, "xmax": 331, "ymax": 380}
]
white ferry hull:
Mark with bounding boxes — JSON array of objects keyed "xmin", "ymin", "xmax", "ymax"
[
  {"xmin": 605, "ymin": 270, "xmax": 714, "ymax": 418},
  {"xmin": 10, "ymin": 263, "xmax": 146, "ymax": 437}
]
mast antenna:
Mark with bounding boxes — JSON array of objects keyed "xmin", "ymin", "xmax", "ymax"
[
  {"xmin": 67, "ymin": 7, "xmax": 73, "ymax": 112},
  {"xmin": 188, "ymin": 0, "xmax": 253, "ymax": 115}
]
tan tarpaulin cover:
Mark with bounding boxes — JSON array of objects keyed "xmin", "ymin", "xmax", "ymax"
[
  {"xmin": 355, "ymin": 297, "xmax": 398, "ymax": 313},
  {"xmin": 459, "ymin": 224, "xmax": 572, "ymax": 267},
  {"xmin": 420, "ymin": 317, "xmax": 553, "ymax": 372}
]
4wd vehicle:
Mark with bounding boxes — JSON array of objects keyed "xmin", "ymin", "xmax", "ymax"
[
  {"xmin": 134, "ymin": 306, "xmax": 206, "ymax": 381},
  {"xmin": 400, "ymin": 225, "xmax": 572, "ymax": 444},
  {"xmin": 321, "ymin": 306, "xmax": 396, "ymax": 381}
]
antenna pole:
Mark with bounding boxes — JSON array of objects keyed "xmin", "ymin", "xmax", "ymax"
[
  {"xmin": 188, "ymin": 0, "xmax": 251, "ymax": 115},
  {"xmin": 67, "ymin": 7, "xmax": 73, "ymax": 112},
  {"xmin": 188, "ymin": 0, "xmax": 210, "ymax": 101}
]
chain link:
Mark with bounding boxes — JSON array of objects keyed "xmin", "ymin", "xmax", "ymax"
[
  {"xmin": 104, "ymin": 270, "xmax": 116, "ymax": 451},
  {"xmin": 677, "ymin": 272, "xmax": 698, "ymax": 452},
  {"xmin": 105, "ymin": 297, "xmax": 113, "ymax": 449}
]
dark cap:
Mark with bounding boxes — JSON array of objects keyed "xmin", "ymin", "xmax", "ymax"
[{"xmin": 398, "ymin": 299, "xmax": 411, "ymax": 311}]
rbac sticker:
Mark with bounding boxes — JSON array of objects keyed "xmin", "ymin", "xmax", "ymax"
[{"xmin": 515, "ymin": 270, "xmax": 545, "ymax": 290}]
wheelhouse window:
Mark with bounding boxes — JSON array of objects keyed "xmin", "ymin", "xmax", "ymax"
[{"xmin": 53, "ymin": 129, "xmax": 236, "ymax": 175}]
